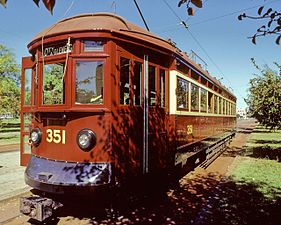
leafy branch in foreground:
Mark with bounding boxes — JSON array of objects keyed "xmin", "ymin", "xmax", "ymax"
[
  {"xmin": 238, "ymin": 5, "xmax": 281, "ymax": 44},
  {"xmin": 0, "ymin": 0, "xmax": 56, "ymax": 14},
  {"xmin": 178, "ymin": 0, "xmax": 203, "ymax": 16}
]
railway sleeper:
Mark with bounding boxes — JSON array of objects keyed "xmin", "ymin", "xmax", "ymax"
[{"xmin": 20, "ymin": 196, "xmax": 63, "ymax": 222}]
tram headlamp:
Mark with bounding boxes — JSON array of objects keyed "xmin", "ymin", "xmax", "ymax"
[
  {"xmin": 76, "ymin": 129, "xmax": 97, "ymax": 151},
  {"xmin": 30, "ymin": 128, "xmax": 42, "ymax": 146}
]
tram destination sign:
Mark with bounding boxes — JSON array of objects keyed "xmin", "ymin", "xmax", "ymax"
[{"xmin": 44, "ymin": 43, "xmax": 72, "ymax": 57}]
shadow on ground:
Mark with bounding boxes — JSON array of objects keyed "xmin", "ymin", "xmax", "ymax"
[
  {"xmin": 33, "ymin": 172, "xmax": 280, "ymax": 225},
  {"xmin": 246, "ymin": 146, "xmax": 281, "ymax": 162}
]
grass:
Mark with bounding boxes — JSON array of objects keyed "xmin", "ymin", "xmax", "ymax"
[
  {"xmin": 231, "ymin": 158, "xmax": 281, "ymax": 199},
  {"xmin": 230, "ymin": 125, "xmax": 281, "ymax": 199},
  {"xmin": 0, "ymin": 132, "xmax": 20, "ymax": 145},
  {"xmin": 0, "ymin": 118, "xmax": 20, "ymax": 145},
  {"xmin": 246, "ymin": 125, "xmax": 281, "ymax": 149}
]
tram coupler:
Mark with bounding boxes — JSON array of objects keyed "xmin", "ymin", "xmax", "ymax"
[{"xmin": 20, "ymin": 196, "xmax": 63, "ymax": 222}]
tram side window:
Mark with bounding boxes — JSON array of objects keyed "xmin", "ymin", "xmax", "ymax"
[
  {"xmin": 191, "ymin": 83, "xmax": 199, "ymax": 111},
  {"xmin": 208, "ymin": 92, "xmax": 214, "ymax": 113},
  {"xmin": 149, "ymin": 66, "xmax": 156, "ymax": 106},
  {"xmin": 75, "ymin": 61, "xmax": 104, "ymax": 104},
  {"xmin": 159, "ymin": 69, "xmax": 165, "ymax": 108},
  {"xmin": 24, "ymin": 69, "xmax": 32, "ymax": 106},
  {"xmin": 120, "ymin": 57, "xmax": 130, "ymax": 105},
  {"xmin": 226, "ymin": 100, "xmax": 228, "ymax": 115},
  {"xmin": 222, "ymin": 99, "xmax": 225, "ymax": 114},
  {"xmin": 201, "ymin": 88, "xmax": 207, "ymax": 112},
  {"xmin": 43, "ymin": 63, "xmax": 65, "ymax": 105},
  {"xmin": 133, "ymin": 62, "xmax": 142, "ymax": 106},
  {"xmin": 214, "ymin": 95, "xmax": 218, "ymax": 114},
  {"xmin": 177, "ymin": 77, "xmax": 188, "ymax": 109}
]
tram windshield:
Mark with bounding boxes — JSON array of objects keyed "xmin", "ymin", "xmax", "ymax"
[
  {"xmin": 75, "ymin": 61, "xmax": 104, "ymax": 104},
  {"xmin": 43, "ymin": 62, "xmax": 65, "ymax": 105}
]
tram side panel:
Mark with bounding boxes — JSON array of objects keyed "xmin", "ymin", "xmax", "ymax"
[{"xmin": 111, "ymin": 106, "xmax": 143, "ymax": 179}]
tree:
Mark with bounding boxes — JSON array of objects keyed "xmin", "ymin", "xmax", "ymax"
[
  {"xmin": 238, "ymin": 5, "xmax": 281, "ymax": 45},
  {"xmin": 245, "ymin": 59, "xmax": 281, "ymax": 129},
  {"xmin": 0, "ymin": 0, "xmax": 55, "ymax": 14},
  {"xmin": 0, "ymin": 44, "xmax": 20, "ymax": 122}
]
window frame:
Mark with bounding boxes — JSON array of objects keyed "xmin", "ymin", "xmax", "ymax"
[
  {"xmin": 159, "ymin": 68, "xmax": 167, "ymax": 108},
  {"xmin": 37, "ymin": 56, "xmax": 70, "ymax": 109}
]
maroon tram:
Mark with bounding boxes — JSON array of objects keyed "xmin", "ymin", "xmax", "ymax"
[{"xmin": 20, "ymin": 13, "xmax": 236, "ymax": 221}]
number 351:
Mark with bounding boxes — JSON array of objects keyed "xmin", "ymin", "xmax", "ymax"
[{"xmin": 46, "ymin": 129, "xmax": 66, "ymax": 144}]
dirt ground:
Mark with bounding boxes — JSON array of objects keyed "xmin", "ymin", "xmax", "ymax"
[
  {"xmin": 2, "ymin": 119, "xmax": 280, "ymax": 225},
  {"xmin": 0, "ymin": 144, "xmax": 19, "ymax": 153}
]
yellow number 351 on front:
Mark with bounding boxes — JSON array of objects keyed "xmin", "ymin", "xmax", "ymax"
[{"xmin": 46, "ymin": 129, "xmax": 66, "ymax": 144}]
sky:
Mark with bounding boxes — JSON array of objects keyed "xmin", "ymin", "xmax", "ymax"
[{"xmin": 0, "ymin": 0, "xmax": 280, "ymax": 109}]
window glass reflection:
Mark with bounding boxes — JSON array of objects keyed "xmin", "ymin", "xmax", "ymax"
[
  {"xmin": 43, "ymin": 63, "xmax": 65, "ymax": 105},
  {"xmin": 24, "ymin": 69, "xmax": 32, "ymax": 106},
  {"xmin": 76, "ymin": 61, "xmax": 104, "ymax": 104}
]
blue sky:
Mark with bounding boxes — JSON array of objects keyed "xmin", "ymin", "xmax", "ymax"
[{"xmin": 0, "ymin": 0, "xmax": 280, "ymax": 108}]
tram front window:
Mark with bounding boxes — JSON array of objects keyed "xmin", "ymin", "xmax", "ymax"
[
  {"xmin": 75, "ymin": 61, "xmax": 104, "ymax": 104},
  {"xmin": 43, "ymin": 63, "xmax": 65, "ymax": 105}
]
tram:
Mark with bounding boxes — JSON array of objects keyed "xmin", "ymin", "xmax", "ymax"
[{"xmin": 20, "ymin": 13, "xmax": 236, "ymax": 221}]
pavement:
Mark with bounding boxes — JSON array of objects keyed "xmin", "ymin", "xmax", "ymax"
[
  {"xmin": 0, "ymin": 144, "xmax": 19, "ymax": 153},
  {"xmin": 0, "ymin": 149, "xmax": 31, "ymax": 202}
]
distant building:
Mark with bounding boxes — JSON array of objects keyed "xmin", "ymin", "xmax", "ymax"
[
  {"xmin": 0, "ymin": 114, "xmax": 13, "ymax": 119},
  {"xmin": 237, "ymin": 108, "xmax": 249, "ymax": 119}
]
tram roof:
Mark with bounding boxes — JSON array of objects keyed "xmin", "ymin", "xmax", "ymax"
[
  {"xmin": 29, "ymin": 13, "xmax": 235, "ymax": 99},
  {"xmin": 30, "ymin": 13, "xmax": 174, "ymax": 51}
]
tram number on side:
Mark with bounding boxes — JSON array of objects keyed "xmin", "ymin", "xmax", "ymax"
[
  {"xmin": 46, "ymin": 129, "xmax": 66, "ymax": 144},
  {"xmin": 186, "ymin": 125, "xmax": 193, "ymax": 135}
]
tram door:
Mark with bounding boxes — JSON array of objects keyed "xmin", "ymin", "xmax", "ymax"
[
  {"xmin": 20, "ymin": 57, "xmax": 36, "ymax": 166},
  {"xmin": 143, "ymin": 55, "xmax": 167, "ymax": 175},
  {"xmin": 117, "ymin": 53, "xmax": 167, "ymax": 176}
]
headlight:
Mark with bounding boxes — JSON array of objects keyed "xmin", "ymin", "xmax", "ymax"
[
  {"xmin": 30, "ymin": 128, "xmax": 42, "ymax": 146},
  {"xmin": 76, "ymin": 129, "xmax": 97, "ymax": 151}
]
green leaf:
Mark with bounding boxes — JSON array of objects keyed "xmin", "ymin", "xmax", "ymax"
[
  {"xmin": 278, "ymin": 18, "xmax": 281, "ymax": 26},
  {"xmin": 252, "ymin": 35, "xmax": 257, "ymax": 45},
  {"xmin": 238, "ymin": 14, "xmax": 243, "ymax": 21},
  {"xmin": 191, "ymin": 0, "xmax": 202, "ymax": 8},
  {"xmin": 268, "ymin": 20, "xmax": 273, "ymax": 28},
  {"xmin": 263, "ymin": 8, "xmax": 273, "ymax": 17},
  {"xmin": 33, "ymin": 0, "xmax": 40, "ymax": 7},
  {"xmin": 178, "ymin": 0, "xmax": 187, "ymax": 7},
  {"xmin": 187, "ymin": 7, "xmax": 195, "ymax": 16},
  {"xmin": 43, "ymin": 0, "xmax": 56, "ymax": 14},
  {"xmin": 258, "ymin": 6, "xmax": 264, "ymax": 15},
  {"xmin": 0, "ymin": 0, "xmax": 7, "ymax": 8}
]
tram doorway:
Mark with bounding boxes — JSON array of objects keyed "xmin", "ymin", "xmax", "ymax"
[{"xmin": 20, "ymin": 56, "xmax": 36, "ymax": 166}]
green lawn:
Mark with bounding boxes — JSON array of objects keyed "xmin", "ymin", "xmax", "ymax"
[
  {"xmin": 231, "ymin": 157, "xmax": 281, "ymax": 199},
  {"xmin": 246, "ymin": 126, "xmax": 281, "ymax": 148},
  {"xmin": 231, "ymin": 125, "xmax": 281, "ymax": 199},
  {"xmin": 0, "ymin": 118, "xmax": 20, "ymax": 145}
]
